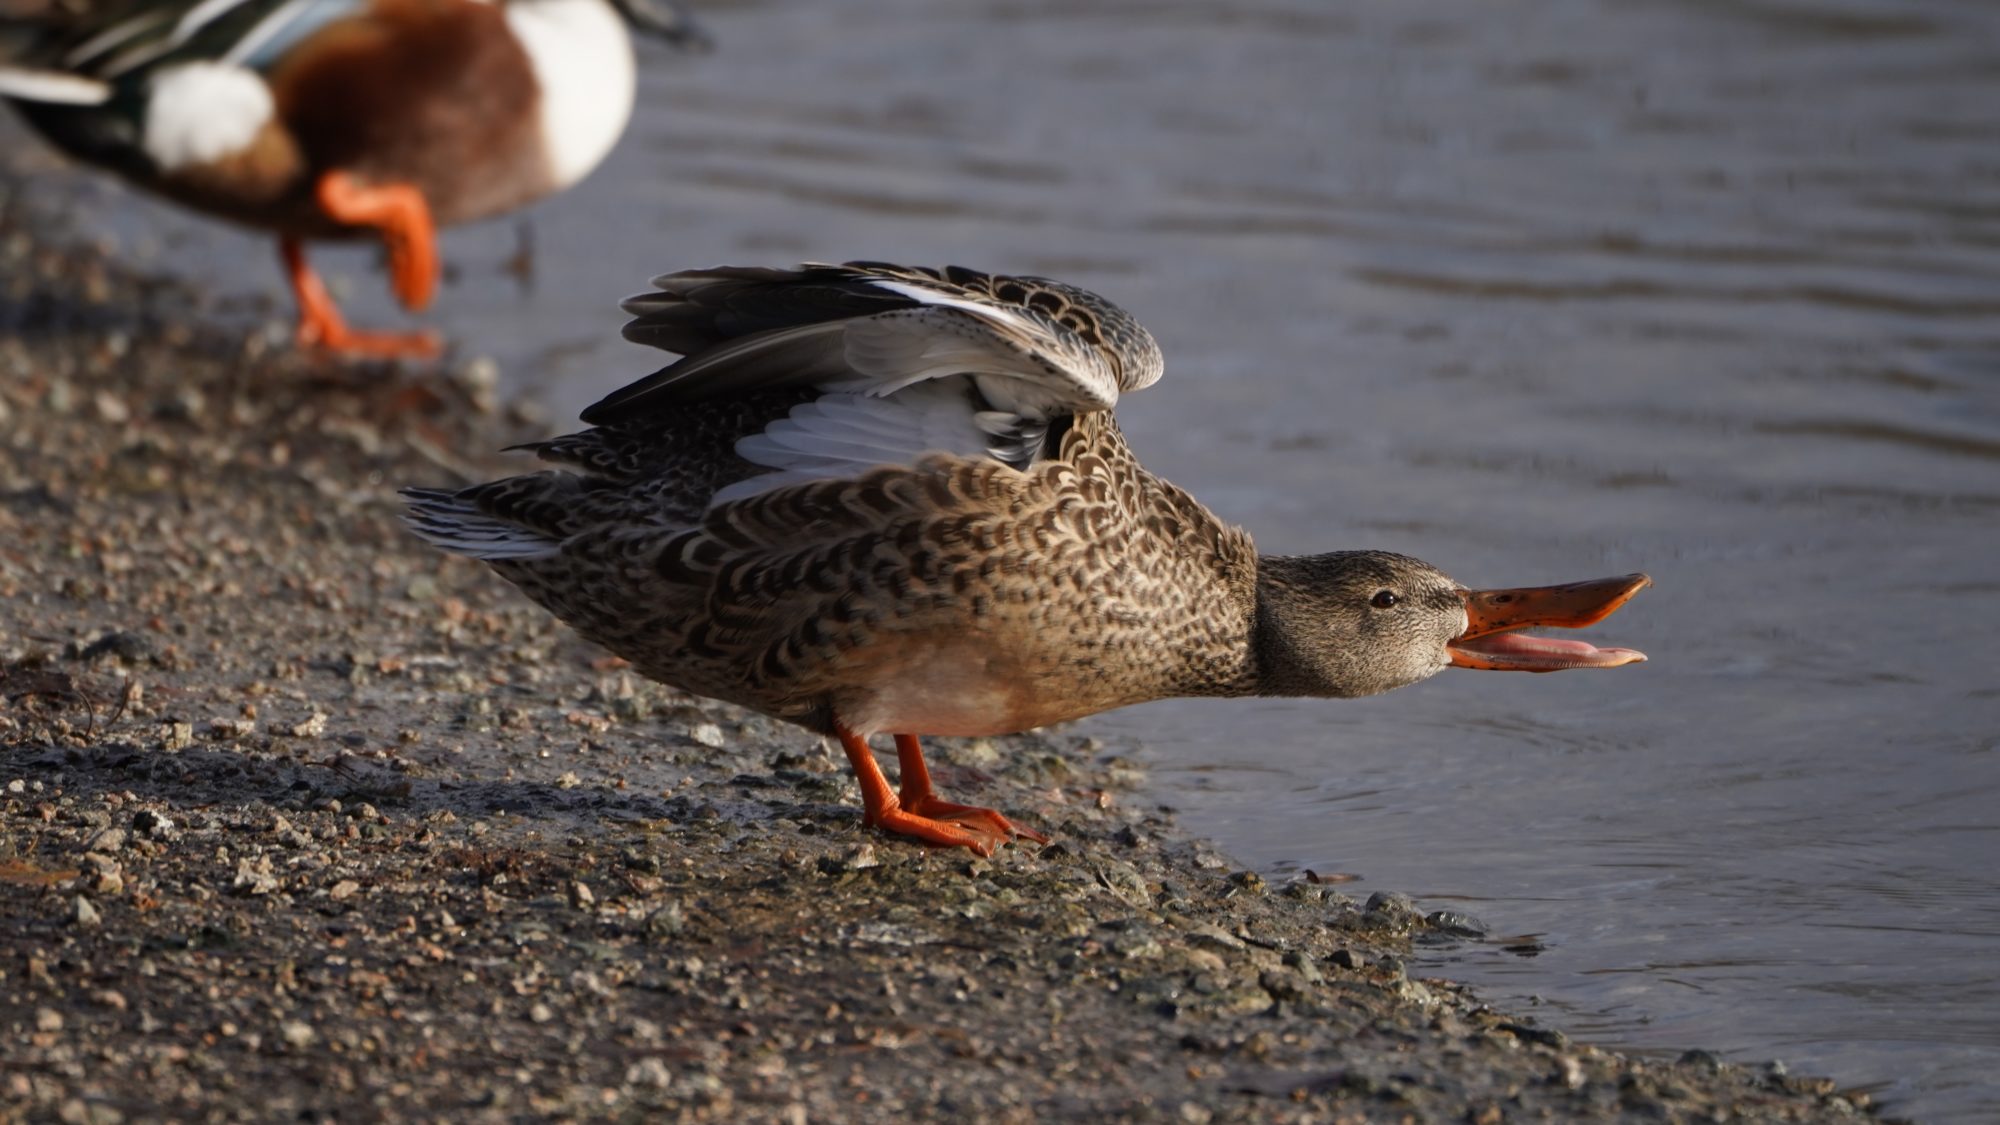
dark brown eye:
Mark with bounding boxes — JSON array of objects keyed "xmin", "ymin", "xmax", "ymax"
[{"xmin": 1371, "ymin": 590, "xmax": 1400, "ymax": 609}]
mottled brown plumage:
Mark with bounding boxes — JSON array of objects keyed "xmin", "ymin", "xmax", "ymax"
[{"xmin": 408, "ymin": 261, "xmax": 1650, "ymax": 854}]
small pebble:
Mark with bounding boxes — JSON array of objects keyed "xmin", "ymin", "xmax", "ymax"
[
  {"xmin": 1554, "ymin": 1055, "xmax": 1586, "ymax": 1090},
  {"xmin": 1499, "ymin": 1022, "xmax": 1568, "ymax": 1049},
  {"xmin": 132, "ymin": 810, "xmax": 175, "ymax": 839},
  {"xmin": 1364, "ymin": 890, "xmax": 1416, "ymax": 917},
  {"xmin": 1426, "ymin": 909, "xmax": 1488, "ymax": 937},
  {"xmin": 625, "ymin": 1057, "xmax": 672, "ymax": 1089},
  {"xmin": 1679, "ymin": 1049, "xmax": 1724, "ymax": 1074},
  {"xmin": 232, "ymin": 857, "xmax": 279, "ymax": 896},
  {"xmin": 819, "ymin": 844, "xmax": 879, "ymax": 874},
  {"xmin": 643, "ymin": 902, "xmax": 685, "ymax": 942},
  {"xmin": 205, "ymin": 717, "xmax": 253, "ymax": 740}
]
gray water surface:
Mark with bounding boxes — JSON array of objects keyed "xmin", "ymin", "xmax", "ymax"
[{"xmin": 9, "ymin": 0, "xmax": 1999, "ymax": 1119}]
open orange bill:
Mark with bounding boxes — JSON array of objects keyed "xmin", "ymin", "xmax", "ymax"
[{"xmin": 1448, "ymin": 574, "xmax": 1652, "ymax": 672}]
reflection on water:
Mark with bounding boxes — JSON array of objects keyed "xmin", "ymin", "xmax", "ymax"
[{"xmin": 8, "ymin": 0, "xmax": 1999, "ymax": 1119}]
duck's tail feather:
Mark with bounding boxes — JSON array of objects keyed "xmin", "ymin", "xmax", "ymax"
[{"xmin": 401, "ymin": 487, "xmax": 561, "ymax": 561}]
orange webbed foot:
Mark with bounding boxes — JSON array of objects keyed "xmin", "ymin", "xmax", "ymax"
[
  {"xmin": 892, "ymin": 733, "xmax": 1048, "ymax": 849},
  {"xmin": 899, "ymin": 794, "xmax": 1050, "ymax": 849},
  {"xmin": 867, "ymin": 803, "xmax": 1009, "ymax": 857},
  {"xmin": 295, "ymin": 318, "xmax": 444, "ymax": 360},
  {"xmin": 837, "ymin": 729, "xmax": 1049, "ymax": 856}
]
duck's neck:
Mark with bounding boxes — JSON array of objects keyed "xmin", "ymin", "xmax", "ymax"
[
  {"xmin": 1232, "ymin": 559, "xmax": 1309, "ymax": 698},
  {"xmin": 1188, "ymin": 555, "xmax": 1300, "ymax": 700},
  {"xmin": 1225, "ymin": 554, "xmax": 1366, "ymax": 700}
]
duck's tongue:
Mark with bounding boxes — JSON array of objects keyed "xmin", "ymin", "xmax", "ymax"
[{"xmin": 1447, "ymin": 573, "xmax": 1651, "ymax": 672}]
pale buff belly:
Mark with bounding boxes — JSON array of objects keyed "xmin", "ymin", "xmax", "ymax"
[{"xmin": 823, "ymin": 628, "xmax": 1153, "ymax": 738}]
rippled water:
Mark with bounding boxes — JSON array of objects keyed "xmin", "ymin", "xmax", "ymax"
[{"xmin": 9, "ymin": 0, "xmax": 1999, "ymax": 1118}]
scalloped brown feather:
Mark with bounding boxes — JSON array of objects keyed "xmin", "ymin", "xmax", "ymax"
[{"xmin": 482, "ymin": 411, "xmax": 1259, "ymax": 735}]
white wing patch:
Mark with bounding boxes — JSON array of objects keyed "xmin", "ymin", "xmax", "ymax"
[
  {"xmin": 142, "ymin": 61, "xmax": 272, "ymax": 171},
  {"xmin": 868, "ymin": 280, "xmax": 1044, "ymax": 338},
  {"xmin": 715, "ymin": 381, "xmax": 994, "ymax": 506},
  {"xmin": 0, "ymin": 67, "xmax": 113, "ymax": 104}
]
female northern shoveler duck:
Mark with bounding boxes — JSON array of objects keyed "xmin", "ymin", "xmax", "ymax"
[
  {"xmin": 0, "ymin": 0, "xmax": 709, "ymax": 357},
  {"xmin": 405, "ymin": 262, "xmax": 1650, "ymax": 855}
]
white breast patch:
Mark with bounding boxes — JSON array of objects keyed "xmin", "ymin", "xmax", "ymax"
[
  {"xmin": 143, "ymin": 61, "xmax": 274, "ymax": 172},
  {"xmin": 503, "ymin": 0, "xmax": 636, "ymax": 188}
]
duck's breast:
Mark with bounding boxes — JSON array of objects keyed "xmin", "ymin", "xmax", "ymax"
[{"xmin": 266, "ymin": 0, "xmax": 560, "ymax": 228}]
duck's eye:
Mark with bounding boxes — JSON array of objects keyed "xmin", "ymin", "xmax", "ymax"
[{"xmin": 1371, "ymin": 590, "xmax": 1400, "ymax": 609}]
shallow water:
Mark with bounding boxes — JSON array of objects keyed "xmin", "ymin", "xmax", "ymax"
[{"xmin": 9, "ymin": 0, "xmax": 2000, "ymax": 1118}]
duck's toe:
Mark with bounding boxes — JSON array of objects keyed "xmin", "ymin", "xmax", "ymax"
[
  {"xmin": 866, "ymin": 804, "xmax": 999, "ymax": 856},
  {"xmin": 298, "ymin": 321, "xmax": 444, "ymax": 360},
  {"xmin": 901, "ymin": 795, "xmax": 1049, "ymax": 850}
]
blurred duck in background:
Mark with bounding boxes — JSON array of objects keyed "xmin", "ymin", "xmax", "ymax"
[{"xmin": 0, "ymin": 0, "xmax": 711, "ymax": 357}]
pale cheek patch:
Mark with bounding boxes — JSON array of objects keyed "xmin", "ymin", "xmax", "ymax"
[{"xmin": 143, "ymin": 61, "xmax": 274, "ymax": 172}]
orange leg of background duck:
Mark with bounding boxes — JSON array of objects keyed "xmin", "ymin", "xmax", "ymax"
[
  {"xmin": 836, "ymin": 728, "xmax": 1048, "ymax": 855},
  {"xmin": 282, "ymin": 171, "xmax": 442, "ymax": 358}
]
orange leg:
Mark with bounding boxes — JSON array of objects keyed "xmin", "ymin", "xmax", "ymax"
[
  {"xmin": 315, "ymin": 170, "xmax": 438, "ymax": 311},
  {"xmin": 894, "ymin": 734, "xmax": 1049, "ymax": 846},
  {"xmin": 835, "ymin": 728, "xmax": 1046, "ymax": 856},
  {"xmin": 280, "ymin": 170, "xmax": 443, "ymax": 358},
  {"xmin": 281, "ymin": 238, "xmax": 442, "ymax": 359}
]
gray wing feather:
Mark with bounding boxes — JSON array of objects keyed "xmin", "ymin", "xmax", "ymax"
[
  {"xmin": 590, "ymin": 264, "xmax": 1131, "ymax": 424},
  {"xmin": 578, "ymin": 261, "xmax": 1162, "ymax": 502}
]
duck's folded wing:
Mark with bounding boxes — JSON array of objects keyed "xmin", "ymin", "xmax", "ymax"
[
  {"xmin": 40, "ymin": 0, "xmax": 363, "ymax": 82},
  {"xmin": 581, "ymin": 261, "xmax": 1162, "ymax": 427}
]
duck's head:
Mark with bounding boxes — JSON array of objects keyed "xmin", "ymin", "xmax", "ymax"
[{"xmin": 1251, "ymin": 551, "xmax": 1649, "ymax": 698}]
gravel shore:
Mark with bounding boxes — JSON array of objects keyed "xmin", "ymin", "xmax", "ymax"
[{"xmin": 0, "ymin": 165, "xmax": 1890, "ymax": 1122}]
